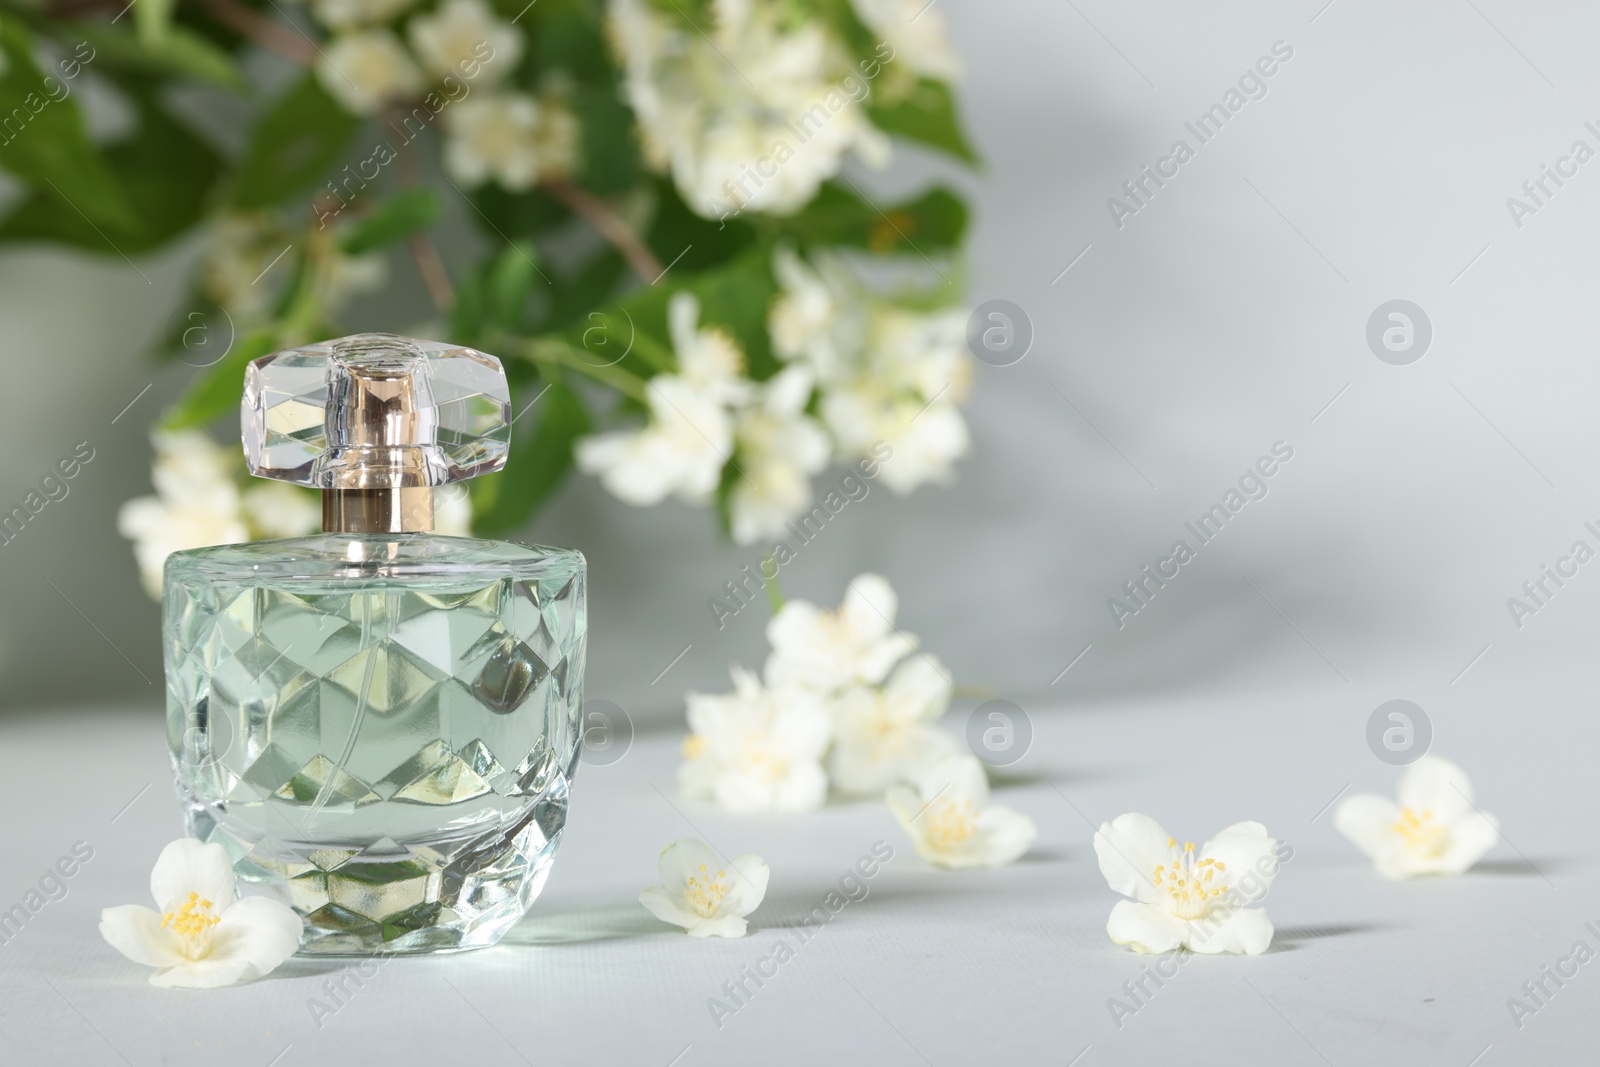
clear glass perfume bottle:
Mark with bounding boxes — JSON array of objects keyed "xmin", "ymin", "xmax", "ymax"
[{"xmin": 164, "ymin": 333, "xmax": 585, "ymax": 955}]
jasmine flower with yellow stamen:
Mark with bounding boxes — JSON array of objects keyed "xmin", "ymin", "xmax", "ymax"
[
  {"xmin": 639, "ymin": 839, "xmax": 769, "ymax": 937},
  {"xmin": 1334, "ymin": 755, "xmax": 1499, "ymax": 879},
  {"xmin": 99, "ymin": 839, "xmax": 302, "ymax": 987}
]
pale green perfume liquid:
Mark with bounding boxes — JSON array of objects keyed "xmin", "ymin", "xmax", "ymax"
[{"xmin": 165, "ymin": 535, "xmax": 585, "ymax": 955}]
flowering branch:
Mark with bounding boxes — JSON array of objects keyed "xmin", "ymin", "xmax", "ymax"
[
  {"xmin": 540, "ymin": 179, "xmax": 665, "ymax": 283},
  {"xmin": 197, "ymin": 0, "xmax": 318, "ymax": 66}
]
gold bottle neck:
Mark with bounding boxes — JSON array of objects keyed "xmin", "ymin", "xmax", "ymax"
[{"xmin": 322, "ymin": 487, "xmax": 434, "ymax": 534}]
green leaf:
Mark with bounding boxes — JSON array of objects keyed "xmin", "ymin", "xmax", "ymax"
[
  {"xmin": 0, "ymin": 21, "xmax": 137, "ymax": 233},
  {"xmin": 487, "ymin": 239, "xmax": 542, "ymax": 332},
  {"xmin": 570, "ymin": 78, "xmax": 640, "ymax": 194},
  {"xmin": 233, "ymin": 73, "xmax": 360, "ymax": 209},
  {"xmin": 766, "ymin": 181, "xmax": 967, "ymax": 254},
  {"xmin": 472, "ymin": 378, "xmax": 591, "ymax": 535},
  {"xmin": 867, "ymin": 78, "xmax": 979, "ymax": 164},
  {"xmin": 468, "ymin": 184, "xmax": 570, "ymax": 238},
  {"xmin": 544, "ymin": 248, "xmax": 624, "ymax": 331},
  {"xmin": 339, "ymin": 188, "xmax": 441, "ymax": 255},
  {"xmin": 646, "ymin": 176, "xmax": 756, "ymax": 273},
  {"xmin": 69, "ymin": 23, "xmax": 247, "ymax": 91},
  {"xmin": 135, "ymin": 0, "xmax": 178, "ymax": 45},
  {"xmin": 585, "ymin": 243, "xmax": 781, "ymax": 380},
  {"xmin": 0, "ymin": 90, "xmax": 222, "ymax": 254},
  {"xmin": 162, "ymin": 330, "xmax": 278, "ymax": 431}
]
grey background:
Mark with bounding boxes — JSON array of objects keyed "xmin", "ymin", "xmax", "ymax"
[
  {"xmin": 5, "ymin": 0, "xmax": 1600, "ymax": 730},
  {"xmin": 5, "ymin": 3, "xmax": 1600, "ymax": 1064}
]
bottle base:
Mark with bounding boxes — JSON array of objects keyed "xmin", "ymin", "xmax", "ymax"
[{"xmin": 184, "ymin": 794, "xmax": 566, "ymax": 956}]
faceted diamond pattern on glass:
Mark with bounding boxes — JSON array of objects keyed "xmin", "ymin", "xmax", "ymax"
[
  {"xmin": 165, "ymin": 537, "xmax": 584, "ymax": 954},
  {"xmin": 242, "ymin": 333, "xmax": 512, "ymax": 487}
]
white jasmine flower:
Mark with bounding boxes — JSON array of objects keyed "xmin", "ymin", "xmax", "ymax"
[
  {"xmin": 309, "ymin": 0, "xmax": 415, "ymax": 30},
  {"xmin": 679, "ymin": 666, "xmax": 831, "ymax": 813},
  {"xmin": 1333, "ymin": 755, "xmax": 1500, "ymax": 879},
  {"xmin": 765, "ymin": 572, "xmax": 917, "ymax": 693},
  {"xmin": 848, "ymin": 0, "xmax": 964, "ymax": 81},
  {"xmin": 821, "ymin": 383, "xmax": 969, "ymax": 494},
  {"xmin": 317, "ymin": 30, "xmax": 423, "ymax": 116},
  {"xmin": 769, "ymin": 247, "xmax": 973, "ymax": 492},
  {"xmin": 1094, "ymin": 814, "xmax": 1280, "ymax": 955},
  {"xmin": 408, "ymin": 0, "xmax": 522, "ymax": 84},
  {"xmin": 887, "ymin": 755, "xmax": 1036, "ymax": 869},
  {"xmin": 201, "ymin": 214, "xmax": 290, "ymax": 320},
  {"xmin": 608, "ymin": 0, "xmax": 890, "ymax": 217},
  {"xmin": 240, "ymin": 482, "xmax": 321, "ymax": 540},
  {"xmin": 118, "ymin": 431, "xmax": 249, "ymax": 599},
  {"xmin": 99, "ymin": 839, "xmax": 302, "ymax": 988},
  {"xmin": 729, "ymin": 365, "xmax": 829, "ymax": 545},
  {"xmin": 830, "ymin": 653, "xmax": 958, "ymax": 795},
  {"xmin": 433, "ymin": 485, "xmax": 474, "ymax": 535},
  {"xmin": 444, "ymin": 92, "xmax": 579, "ymax": 191},
  {"xmin": 639, "ymin": 838, "xmax": 769, "ymax": 937},
  {"xmin": 575, "ymin": 292, "xmax": 749, "ymax": 507},
  {"xmin": 768, "ymin": 246, "xmax": 866, "ymax": 385}
]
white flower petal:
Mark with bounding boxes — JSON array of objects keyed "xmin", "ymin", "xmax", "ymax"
[
  {"xmin": 840, "ymin": 573, "xmax": 898, "ymax": 638},
  {"xmin": 1106, "ymin": 899, "xmax": 1185, "ymax": 954},
  {"xmin": 1198, "ymin": 821, "xmax": 1280, "ymax": 903},
  {"xmin": 150, "ymin": 838, "xmax": 235, "ymax": 914},
  {"xmin": 1094, "ymin": 813, "xmax": 1175, "ymax": 905},
  {"xmin": 1438, "ymin": 810, "xmax": 1499, "ymax": 875},
  {"xmin": 1332, "ymin": 792, "xmax": 1403, "ymax": 862},
  {"xmin": 150, "ymin": 957, "xmax": 255, "ymax": 989},
  {"xmin": 914, "ymin": 754, "xmax": 990, "ymax": 810},
  {"xmin": 639, "ymin": 885, "xmax": 701, "ymax": 930},
  {"xmin": 1397, "ymin": 754, "xmax": 1476, "ymax": 826},
  {"xmin": 962, "ymin": 805, "xmax": 1037, "ymax": 869},
  {"xmin": 718, "ymin": 854, "xmax": 770, "ymax": 918},
  {"xmin": 207, "ymin": 896, "xmax": 303, "ymax": 980},
  {"xmin": 686, "ymin": 914, "xmax": 748, "ymax": 938},
  {"xmin": 1185, "ymin": 906, "xmax": 1274, "ymax": 955},
  {"xmin": 658, "ymin": 838, "xmax": 721, "ymax": 890},
  {"xmin": 99, "ymin": 905, "xmax": 185, "ymax": 969}
]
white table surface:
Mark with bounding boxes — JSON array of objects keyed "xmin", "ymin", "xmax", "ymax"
[{"xmin": 0, "ymin": 688, "xmax": 1591, "ymax": 1067}]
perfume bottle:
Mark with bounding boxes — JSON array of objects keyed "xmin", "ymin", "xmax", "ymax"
[{"xmin": 164, "ymin": 333, "xmax": 586, "ymax": 955}]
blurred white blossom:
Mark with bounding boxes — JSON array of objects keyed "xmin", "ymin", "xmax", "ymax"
[
  {"xmin": 830, "ymin": 653, "xmax": 958, "ymax": 796},
  {"xmin": 771, "ymin": 246, "xmax": 971, "ymax": 493},
  {"xmin": 608, "ymin": 0, "xmax": 890, "ymax": 217},
  {"xmin": 1334, "ymin": 755, "xmax": 1500, "ymax": 879},
  {"xmin": 309, "ymin": 0, "xmax": 417, "ymax": 31},
  {"xmin": 408, "ymin": 0, "xmax": 522, "ymax": 83},
  {"xmin": 118, "ymin": 431, "xmax": 250, "ymax": 599},
  {"xmin": 729, "ymin": 366, "xmax": 829, "ymax": 545},
  {"xmin": 848, "ymin": 0, "xmax": 964, "ymax": 81},
  {"xmin": 888, "ymin": 755, "xmax": 1036, "ymax": 869},
  {"xmin": 765, "ymin": 572, "xmax": 917, "ymax": 693},
  {"xmin": 240, "ymin": 482, "xmax": 321, "ymax": 540},
  {"xmin": 318, "ymin": 30, "xmax": 424, "ymax": 115},
  {"xmin": 444, "ymin": 92, "xmax": 580, "ymax": 191},
  {"xmin": 679, "ymin": 667, "xmax": 832, "ymax": 814},
  {"xmin": 575, "ymin": 291, "xmax": 749, "ymax": 507}
]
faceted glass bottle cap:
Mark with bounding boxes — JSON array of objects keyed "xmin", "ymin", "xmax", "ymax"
[{"xmin": 243, "ymin": 333, "xmax": 512, "ymax": 489}]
